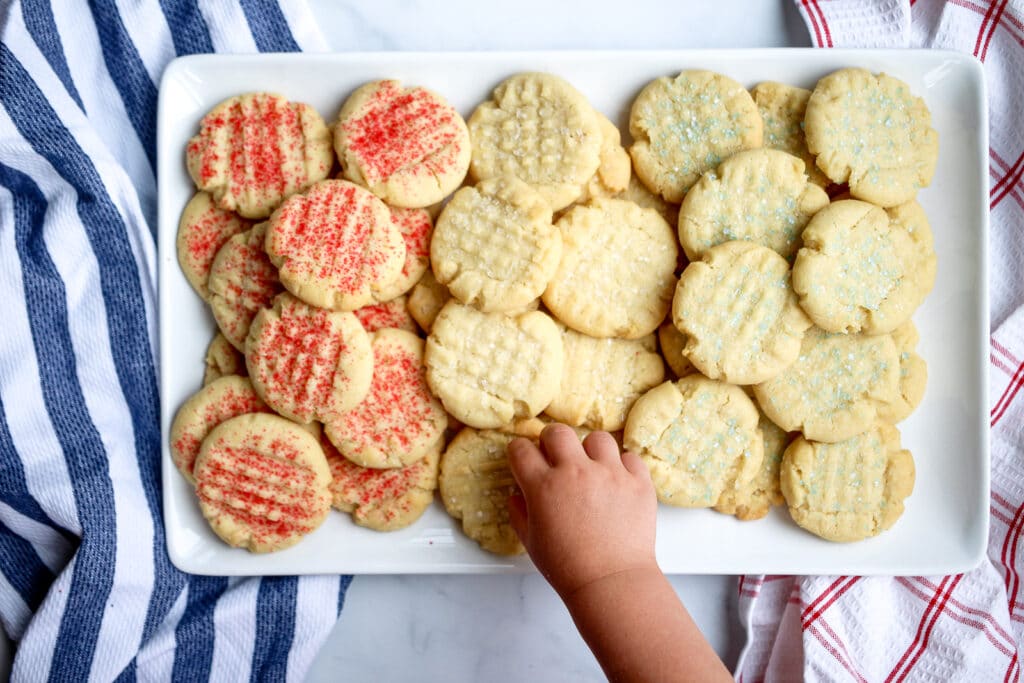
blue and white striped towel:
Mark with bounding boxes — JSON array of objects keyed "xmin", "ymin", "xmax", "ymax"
[{"xmin": 0, "ymin": 2, "xmax": 352, "ymax": 680}]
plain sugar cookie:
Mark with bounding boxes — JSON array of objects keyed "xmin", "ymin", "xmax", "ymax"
[
  {"xmin": 672, "ymin": 240, "xmax": 811, "ymax": 385},
  {"xmin": 425, "ymin": 301, "xmax": 563, "ymax": 429},
  {"xmin": 678, "ymin": 149, "xmax": 829, "ymax": 261},
  {"xmin": 176, "ymin": 191, "xmax": 253, "ymax": 300},
  {"xmin": 245, "ymin": 293, "xmax": 373, "ymax": 424},
  {"xmin": 629, "ymin": 70, "xmax": 763, "ymax": 203},
  {"xmin": 207, "ymin": 222, "xmax": 282, "ymax": 351},
  {"xmin": 194, "ymin": 413, "xmax": 331, "ymax": 552},
  {"xmin": 203, "ymin": 332, "xmax": 247, "ymax": 386},
  {"xmin": 753, "ymin": 326, "xmax": 899, "ymax": 443},
  {"xmin": 623, "ymin": 376, "xmax": 763, "ymax": 508},
  {"xmin": 431, "ymin": 175, "xmax": 561, "ymax": 312},
  {"xmin": 407, "ymin": 270, "xmax": 451, "ymax": 333},
  {"xmin": 658, "ymin": 321, "xmax": 695, "ymax": 379},
  {"xmin": 186, "ymin": 92, "xmax": 333, "ymax": 219},
  {"xmin": 545, "ymin": 326, "xmax": 665, "ymax": 431},
  {"xmin": 439, "ymin": 429, "xmax": 524, "ymax": 555},
  {"xmin": 324, "ymin": 329, "xmax": 447, "ymax": 469},
  {"xmin": 335, "ymin": 80, "xmax": 471, "ymax": 208},
  {"xmin": 266, "ymin": 179, "xmax": 406, "ymax": 311},
  {"xmin": 781, "ymin": 423, "xmax": 915, "ymax": 542},
  {"xmin": 792, "ymin": 199, "xmax": 936, "ymax": 335},
  {"xmin": 543, "ymin": 198, "xmax": 678, "ymax": 339},
  {"xmin": 468, "ymin": 73, "xmax": 603, "ymax": 211},
  {"xmin": 804, "ymin": 68, "xmax": 938, "ymax": 207}
]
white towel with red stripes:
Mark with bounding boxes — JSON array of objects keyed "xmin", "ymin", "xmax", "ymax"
[{"xmin": 736, "ymin": 1, "xmax": 1024, "ymax": 680}]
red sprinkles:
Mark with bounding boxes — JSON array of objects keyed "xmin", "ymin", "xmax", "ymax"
[
  {"xmin": 271, "ymin": 180, "xmax": 395, "ymax": 293},
  {"xmin": 341, "ymin": 81, "xmax": 462, "ymax": 184}
]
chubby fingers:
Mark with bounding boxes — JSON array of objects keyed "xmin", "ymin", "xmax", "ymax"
[
  {"xmin": 581, "ymin": 430, "xmax": 620, "ymax": 465},
  {"xmin": 507, "ymin": 436, "xmax": 548, "ymax": 487},
  {"xmin": 539, "ymin": 423, "xmax": 587, "ymax": 465}
]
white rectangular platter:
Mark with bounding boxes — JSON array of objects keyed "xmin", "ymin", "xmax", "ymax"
[{"xmin": 158, "ymin": 50, "xmax": 989, "ymax": 576}]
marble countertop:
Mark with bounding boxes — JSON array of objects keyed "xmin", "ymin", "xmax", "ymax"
[{"xmin": 303, "ymin": 1, "xmax": 810, "ymax": 680}]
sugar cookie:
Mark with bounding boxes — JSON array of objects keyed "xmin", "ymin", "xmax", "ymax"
[
  {"xmin": 375, "ymin": 206, "xmax": 433, "ymax": 302},
  {"xmin": 545, "ymin": 327, "xmax": 664, "ymax": 431},
  {"xmin": 714, "ymin": 413, "xmax": 792, "ymax": 521},
  {"xmin": 407, "ymin": 270, "xmax": 451, "ymax": 334},
  {"xmin": 673, "ymin": 241, "xmax": 811, "ymax": 384},
  {"xmin": 576, "ymin": 111, "xmax": 632, "ymax": 202},
  {"xmin": 186, "ymin": 93, "xmax": 333, "ymax": 218},
  {"xmin": 468, "ymin": 73, "xmax": 603, "ymax": 211},
  {"xmin": 750, "ymin": 82, "xmax": 829, "ymax": 187},
  {"xmin": 194, "ymin": 413, "xmax": 332, "ymax": 552},
  {"xmin": 432, "ymin": 175, "xmax": 560, "ymax": 312},
  {"xmin": 804, "ymin": 68, "xmax": 938, "ymax": 207},
  {"xmin": 792, "ymin": 199, "xmax": 936, "ymax": 335},
  {"xmin": 353, "ymin": 296, "xmax": 418, "ymax": 334},
  {"xmin": 623, "ymin": 377, "xmax": 763, "ymax": 508},
  {"xmin": 203, "ymin": 332, "xmax": 247, "ymax": 386},
  {"xmin": 439, "ymin": 429, "xmax": 524, "ymax": 555},
  {"xmin": 629, "ymin": 70, "xmax": 762, "ymax": 202},
  {"xmin": 325, "ymin": 329, "xmax": 447, "ymax": 469},
  {"xmin": 324, "ymin": 433, "xmax": 440, "ymax": 531},
  {"xmin": 678, "ymin": 149, "xmax": 829, "ymax": 261},
  {"xmin": 170, "ymin": 376, "xmax": 270, "ymax": 484},
  {"xmin": 543, "ymin": 198, "xmax": 677, "ymax": 339},
  {"xmin": 245, "ymin": 293, "xmax": 373, "ymax": 424},
  {"xmin": 335, "ymin": 80, "xmax": 471, "ymax": 208},
  {"xmin": 207, "ymin": 222, "xmax": 282, "ymax": 351},
  {"xmin": 177, "ymin": 192, "xmax": 253, "ymax": 300},
  {"xmin": 753, "ymin": 327, "xmax": 899, "ymax": 443},
  {"xmin": 657, "ymin": 321, "xmax": 694, "ymax": 379},
  {"xmin": 781, "ymin": 423, "xmax": 915, "ymax": 542},
  {"xmin": 877, "ymin": 321, "xmax": 927, "ymax": 424},
  {"xmin": 266, "ymin": 179, "xmax": 406, "ymax": 311},
  {"xmin": 425, "ymin": 301, "xmax": 563, "ymax": 429}
]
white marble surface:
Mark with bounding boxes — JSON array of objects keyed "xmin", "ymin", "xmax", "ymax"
[{"xmin": 303, "ymin": 1, "xmax": 809, "ymax": 680}]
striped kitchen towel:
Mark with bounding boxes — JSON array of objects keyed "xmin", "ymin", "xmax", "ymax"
[
  {"xmin": 0, "ymin": 2, "xmax": 350, "ymax": 680},
  {"xmin": 737, "ymin": 1, "xmax": 1024, "ymax": 680}
]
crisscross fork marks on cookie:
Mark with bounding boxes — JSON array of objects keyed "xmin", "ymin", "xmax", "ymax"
[
  {"xmin": 425, "ymin": 303, "xmax": 562, "ymax": 429},
  {"xmin": 468, "ymin": 73, "xmax": 602, "ymax": 210}
]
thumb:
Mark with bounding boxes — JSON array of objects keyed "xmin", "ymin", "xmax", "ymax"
[{"xmin": 507, "ymin": 492, "xmax": 529, "ymax": 544}]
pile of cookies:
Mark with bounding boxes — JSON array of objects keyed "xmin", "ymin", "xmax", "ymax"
[{"xmin": 171, "ymin": 66, "xmax": 937, "ymax": 555}]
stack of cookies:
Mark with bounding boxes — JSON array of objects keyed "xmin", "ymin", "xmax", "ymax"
[{"xmin": 171, "ymin": 67, "xmax": 937, "ymax": 555}]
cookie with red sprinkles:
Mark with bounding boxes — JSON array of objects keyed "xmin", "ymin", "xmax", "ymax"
[
  {"xmin": 186, "ymin": 92, "xmax": 333, "ymax": 219},
  {"xmin": 353, "ymin": 296, "xmax": 418, "ymax": 334},
  {"xmin": 266, "ymin": 179, "xmax": 406, "ymax": 311},
  {"xmin": 325, "ymin": 329, "xmax": 447, "ymax": 469},
  {"xmin": 169, "ymin": 376, "xmax": 271, "ymax": 484},
  {"xmin": 374, "ymin": 206, "xmax": 433, "ymax": 302},
  {"xmin": 245, "ymin": 293, "xmax": 373, "ymax": 425},
  {"xmin": 207, "ymin": 222, "xmax": 282, "ymax": 351},
  {"xmin": 177, "ymin": 192, "xmax": 253, "ymax": 300},
  {"xmin": 334, "ymin": 80, "xmax": 471, "ymax": 209},
  {"xmin": 324, "ymin": 434, "xmax": 441, "ymax": 531},
  {"xmin": 193, "ymin": 413, "xmax": 332, "ymax": 553}
]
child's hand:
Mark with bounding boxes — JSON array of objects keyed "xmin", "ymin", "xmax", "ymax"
[{"xmin": 507, "ymin": 424, "xmax": 658, "ymax": 598}]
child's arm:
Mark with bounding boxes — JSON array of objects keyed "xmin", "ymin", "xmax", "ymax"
[{"xmin": 507, "ymin": 424, "xmax": 732, "ymax": 683}]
